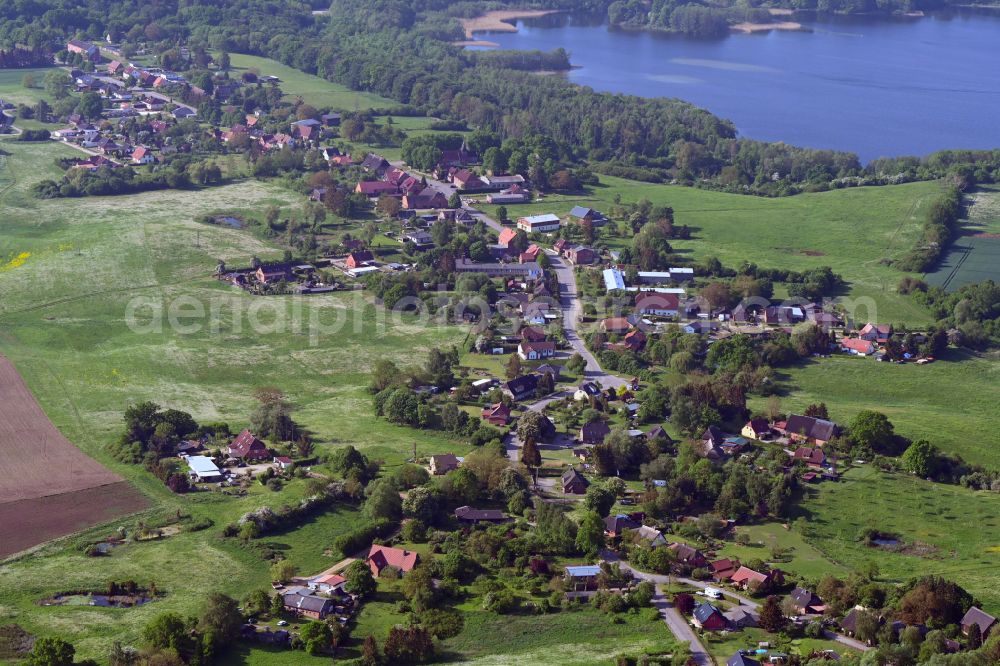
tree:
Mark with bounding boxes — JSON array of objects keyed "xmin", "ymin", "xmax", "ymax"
[
  {"xmin": 76, "ymin": 92, "xmax": 103, "ymax": 120},
  {"xmin": 901, "ymin": 439, "xmax": 939, "ymax": 478},
  {"xmin": 674, "ymin": 593, "xmax": 695, "ymax": 615},
  {"xmin": 517, "ymin": 410, "xmax": 548, "ymax": 443},
  {"xmin": 26, "ymin": 637, "xmax": 75, "ymax": 666},
  {"xmin": 270, "ymin": 559, "xmax": 296, "ymax": 582},
  {"xmin": 376, "ymin": 194, "xmax": 401, "ymax": 218},
  {"xmin": 44, "ymin": 70, "xmax": 71, "ymax": 99},
  {"xmin": 344, "ymin": 560, "xmax": 377, "ymax": 598},
  {"xmin": 521, "ymin": 437, "xmax": 542, "ymax": 471},
  {"xmin": 402, "ymin": 486, "xmax": 439, "ymax": 523},
  {"xmin": 849, "ymin": 410, "xmax": 897, "ymax": 454},
  {"xmin": 495, "ymin": 205, "xmax": 508, "ymax": 222},
  {"xmin": 804, "ymin": 403, "xmax": 829, "ymax": 420},
  {"xmin": 364, "ymin": 477, "xmax": 402, "ymax": 521},
  {"xmin": 142, "ymin": 612, "xmax": 188, "ymax": 650},
  {"xmin": 575, "ymin": 510, "xmax": 606, "ymax": 556},
  {"xmin": 583, "ymin": 484, "xmax": 615, "ymax": 517},
  {"xmin": 300, "ymin": 621, "xmax": 333, "ymax": 655},
  {"xmin": 199, "ymin": 593, "xmax": 243, "ymax": 648},
  {"xmin": 566, "ymin": 353, "xmax": 587, "ymax": 375},
  {"xmin": 505, "ymin": 353, "xmax": 522, "ymax": 380},
  {"xmin": 854, "ymin": 610, "xmax": 880, "ymax": 644},
  {"xmin": 402, "ymin": 564, "xmax": 438, "ymax": 612},
  {"xmin": 758, "ymin": 595, "xmax": 786, "ymax": 633},
  {"xmin": 447, "ymin": 191, "xmax": 462, "ymax": 208},
  {"xmin": 219, "ymin": 51, "xmax": 231, "ymax": 71},
  {"xmin": 361, "ymin": 635, "xmax": 380, "ymax": 666},
  {"xmin": 967, "ymin": 622, "xmax": 983, "ymax": 649},
  {"xmin": 21, "ymin": 72, "xmax": 37, "ymax": 89}
]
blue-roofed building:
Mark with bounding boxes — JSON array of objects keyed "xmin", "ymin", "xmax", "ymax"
[
  {"xmin": 565, "ymin": 565, "xmax": 602, "ymax": 591},
  {"xmin": 603, "ymin": 268, "xmax": 625, "ymax": 292}
]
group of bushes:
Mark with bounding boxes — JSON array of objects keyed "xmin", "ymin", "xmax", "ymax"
[{"xmin": 897, "ymin": 186, "xmax": 962, "ymax": 272}]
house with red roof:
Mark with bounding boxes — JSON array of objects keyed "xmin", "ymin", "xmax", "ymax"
[
  {"xmin": 635, "ymin": 291, "xmax": 680, "ymax": 317},
  {"xmin": 600, "ymin": 317, "xmax": 632, "ymax": 335},
  {"xmin": 623, "ymin": 329, "xmax": 646, "ymax": 352},
  {"xmin": 859, "ymin": 322, "xmax": 893, "ymax": 344},
  {"xmin": 131, "ymin": 146, "xmax": 155, "ymax": 165},
  {"xmin": 841, "ymin": 337, "xmax": 876, "ymax": 356},
  {"xmin": 228, "ymin": 429, "xmax": 270, "ymax": 461},
  {"xmin": 729, "ymin": 566, "xmax": 771, "ymax": 590},
  {"xmin": 481, "ymin": 402, "xmax": 512, "ymax": 426},
  {"xmin": 497, "ymin": 227, "xmax": 518, "ymax": 248},
  {"xmin": 346, "ymin": 250, "xmax": 374, "ymax": 269},
  {"xmin": 367, "ymin": 545, "xmax": 419, "ymax": 577},
  {"xmin": 709, "ymin": 558, "xmax": 738, "ymax": 581}
]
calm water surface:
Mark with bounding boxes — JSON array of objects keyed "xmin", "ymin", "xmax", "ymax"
[{"xmin": 478, "ymin": 13, "xmax": 1000, "ymax": 161}]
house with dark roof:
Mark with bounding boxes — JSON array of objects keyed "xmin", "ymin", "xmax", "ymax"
[
  {"xmin": 741, "ymin": 418, "xmax": 772, "ymax": 441},
  {"xmin": 282, "ymin": 590, "xmax": 335, "ymax": 620},
  {"xmin": 579, "ymin": 421, "xmax": 611, "ymax": 445},
  {"xmin": 504, "ymin": 374, "xmax": 538, "ymax": 402},
  {"xmin": 228, "ymin": 429, "xmax": 269, "ymax": 461},
  {"xmin": 961, "ymin": 606, "xmax": 997, "ymax": 638},
  {"xmin": 402, "ymin": 188, "xmax": 449, "ymax": 210},
  {"xmin": 520, "ymin": 325, "xmax": 547, "ymax": 343},
  {"xmin": 646, "ymin": 425, "xmax": 671, "ymax": 442},
  {"xmin": 561, "ymin": 468, "xmax": 589, "ymax": 494},
  {"xmin": 574, "ymin": 382, "xmax": 602, "ymax": 402},
  {"xmin": 454, "ymin": 506, "xmax": 509, "ymax": 525},
  {"xmin": 792, "ymin": 446, "xmax": 826, "ymax": 468},
  {"xmin": 346, "ymin": 250, "xmax": 375, "ymax": 269},
  {"xmin": 703, "ymin": 425, "xmax": 726, "ymax": 449},
  {"xmin": 360, "ymin": 153, "xmax": 389, "ymax": 174},
  {"xmin": 367, "ymin": 545, "xmax": 419, "ymax": 577},
  {"xmin": 536, "ymin": 363, "xmax": 562, "ymax": 381},
  {"xmin": 568, "ymin": 206, "xmax": 607, "ymax": 225},
  {"xmin": 604, "ymin": 514, "xmax": 641, "ymax": 538},
  {"xmin": 782, "ymin": 414, "xmax": 839, "ymax": 446},
  {"xmin": 669, "ymin": 543, "xmax": 707, "ymax": 568},
  {"xmin": 693, "ymin": 602, "xmax": 727, "ymax": 631},
  {"xmin": 724, "ymin": 607, "xmax": 760, "ymax": 630},
  {"xmin": 790, "ymin": 587, "xmax": 825, "ymax": 614},
  {"xmin": 565, "ymin": 246, "xmax": 597, "ymax": 265},
  {"xmin": 727, "ymin": 652, "xmax": 761, "ymax": 666}
]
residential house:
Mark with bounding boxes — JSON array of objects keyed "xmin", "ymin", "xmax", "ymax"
[
  {"xmin": 273, "ymin": 456, "xmax": 294, "ymax": 471},
  {"xmin": 782, "ymin": 414, "xmax": 839, "ymax": 446},
  {"xmin": 517, "ymin": 213, "xmax": 561, "ymax": 234},
  {"xmin": 565, "ymin": 245, "xmax": 597, "ymax": 265},
  {"xmin": 504, "ymin": 374, "xmax": 539, "ymax": 401},
  {"xmin": 693, "ymin": 602, "xmax": 727, "ymax": 631},
  {"xmin": 600, "ymin": 317, "xmax": 632, "ymax": 335},
  {"xmin": 729, "ymin": 566, "xmax": 771, "ymax": 590},
  {"xmin": 742, "ymin": 418, "xmax": 772, "ymax": 441},
  {"xmin": 482, "ymin": 174, "xmax": 526, "ymax": 189},
  {"xmin": 859, "ymin": 322, "xmax": 893, "ymax": 344},
  {"xmin": 455, "ymin": 259, "xmax": 541, "ymax": 280},
  {"xmin": 792, "ymin": 446, "xmax": 826, "ymax": 469},
  {"xmin": 536, "ymin": 363, "xmax": 562, "ymax": 381},
  {"xmin": 683, "ymin": 321, "xmax": 718, "ymax": 335},
  {"xmin": 346, "ymin": 250, "xmax": 374, "ymax": 269},
  {"xmin": 360, "ymin": 153, "xmax": 390, "ymax": 175},
  {"xmin": 228, "ymin": 429, "xmax": 269, "ymax": 461},
  {"xmin": 321, "ymin": 113, "xmax": 341, "ymax": 126},
  {"xmin": 635, "ymin": 525, "xmax": 668, "ymax": 547},
  {"xmin": 355, "ymin": 181, "xmax": 399, "ymax": 197},
  {"xmin": 497, "ymin": 228, "xmax": 519, "ymax": 248},
  {"xmin": 172, "ymin": 106, "xmax": 196, "ymax": 119},
  {"xmin": 518, "ymin": 341, "xmax": 556, "ymax": 361},
  {"xmin": 703, "ymin": 425, "xmax": 726, "ymax": 450},
  {"xmin": 842, "ymin": 337, "xmax": 876, "ymax": 356},
  {"xmin": 402, "ymin": 230, "xmax": 434, "ymax": 248},
  {"xmin": 623, "ymin": 329, "xmax": 646, "ymax": 352},
  {"xmin": 764, "ymin": 305, "xmax": 808, "ymax": 325},
  {"xmin": 256, "ymin": 264, "xmax": 295, "ymax": 285},
  {"xmin": 481, "ymin": 402, "xmax": 512, "ymax": 426},
  {"xmin": 520, "ymin": 244, "xmax": 542, "ymax": 263},
  {"xmin": 725, "ymin": 608, "xmax": 760, "ymax": 630},
  {"xmin": 561, "ymin": 468, "xmax": 589, "ymax": 494},
  {"xmin": 961, "ymin": 607, "xmax": 997, "ymax": 638},
  {"xmin": 402, "ymin": 188, "xmax": 448, "ymax": 210},
  {"xmin": 790, "ymin": 587, "xmax": 825, "ymax": 615},
  {"xmin": 487, "ymin": 184, "xmax": 530, "ymax": 204},
  {"xmin": 568, "ymin": 206, "xmax": 607, "ymax": 226},
  {"xmin": 282, "ymin": 590, "xmax": 335, "ymax": 620},
  {"xmin": 430, "ymin": 453, "xmax": 461, "ymax": 475},
  {"xmin": 520, "ymin": 325, "xmax": 547, "ymax": 343},
  {"xmin": 604, "ymin": 514, "xmax": 641, "ymax": 539},
  {"xmin": 579, "ymin": 421, "xmax": 611, "ymax": 445},
  {"xmin": 635, "ymin": 291, "xmax": 680, "ymax": 317},
  {"xmin": 451, "ymin": 169, "xmax": 482, "ymax": 190},
  {"xmin": 367, "ymin": 544, "xmax": 419, "ymax": 577},
  {"xmin": 709, "ymin": 559, "xmax": 738, "ymax": 581},
  {"xmin": 669, "ymin": 543, "xmax": 707, "ymax": 568},
  {"xmin": 454, "ymin": 506, "xmax": 509, "ymax": 525},
  {"xmin": 565, "ymin": 564, "xmax": 602, "ymax": 591},
  {"xmin": 574, "ymin": 382, "xmax": 602, "ymax": 401},
  {"xmin": 310, "ymin": 573, "xmax": 347, "ymax": 595},
  {"xmin": 727, "ymin": 651, "xmax": 762, "ymax": 666}
]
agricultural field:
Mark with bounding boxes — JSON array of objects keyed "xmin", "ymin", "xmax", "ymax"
[
  {"xmin": 793, "ymin": 465, "xmax": 1000, "ymax": 612},
  {"xmin": 226, "ymin": 54, "xmax": 394, "ymax": 111},
  {"xmin": 924, "ymin": 185, "xmax": 1000, "ymax": 291},
  {"xmin": 479, "ymin": 176, "xmax": 943, "ymax": 325},
  {"xmin": 748, "ymin": 351, "xmax": 1000, "ymax": 468}
]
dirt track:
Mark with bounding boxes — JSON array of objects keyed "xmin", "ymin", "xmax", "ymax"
[{"xmin": 0, "ymin": 354, "xmax": 148, "ymax": 556}]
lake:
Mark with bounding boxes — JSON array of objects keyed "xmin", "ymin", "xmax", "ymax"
[{"xmin": 474, "ymin": 12, "xmax": 1000, "ymax": 161}]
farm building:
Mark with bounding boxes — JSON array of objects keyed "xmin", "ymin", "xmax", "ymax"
[{"xmin": 186, "ymin": 455, "xmax": 222, "ymax": 482}]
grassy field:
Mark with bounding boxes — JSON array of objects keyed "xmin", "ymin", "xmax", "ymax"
[
  {"xmin": 0, "ymin": 68, "xmax": 56, "ymax": 107},
  {"xmin": 481, "ymin": 176, "xmax": 943, "ymax": 325},
  {"xmin": 0, "ymin": 139, "xmax": 471, "ymax": 661},
  {"xmin": 703, "ymin": 627, "xmax": 852, "ymax": 663},
  {"xmin": 226, "ymin": 54, "xmax": 394, "ymax": 111},
  {"xmin": 794, "ymin": 465, "xmax": 1000, "ymax": 612},
  {"xmin": 748, "ymin": 350, "xmax": 1000, "ymax": 468}
]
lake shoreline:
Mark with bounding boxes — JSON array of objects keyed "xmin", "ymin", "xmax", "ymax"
[{"xmin": 458, "ymin": 9, "xmax": 562, "ymax": 39}]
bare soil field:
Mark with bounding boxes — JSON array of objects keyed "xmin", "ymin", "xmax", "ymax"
[
  {"xmin": 0, "ymin": 482, "xmax": 147, "ymax": 558},
  {"xmin": 0, "ymin": 354, "xmax": 148, "ymax": 556}
]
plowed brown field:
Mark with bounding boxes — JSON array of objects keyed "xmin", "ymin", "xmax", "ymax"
[{"xmin": 0, "ymin": 355, "xmax": 148, "ymax": 557}]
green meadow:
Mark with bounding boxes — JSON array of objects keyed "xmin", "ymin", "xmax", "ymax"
[
  {"xmin": 794, "ymin": 465, "xmax": 1000, "ymax": 612},
  {"xmin": 482, "ymin": 175, "xmax": 943, "ymax": 325},
  {"xmin": 749, "ymin": 350, "xmax": 1000, "ymax": 468},
  {"xmin": 226, "ymin": 54, "xmax": 394, "ymax": 111}
]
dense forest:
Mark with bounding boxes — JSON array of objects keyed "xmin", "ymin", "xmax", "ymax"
[{"xmin": 2, "ymin": 0, "xmax": 999, "ymax": 194}]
